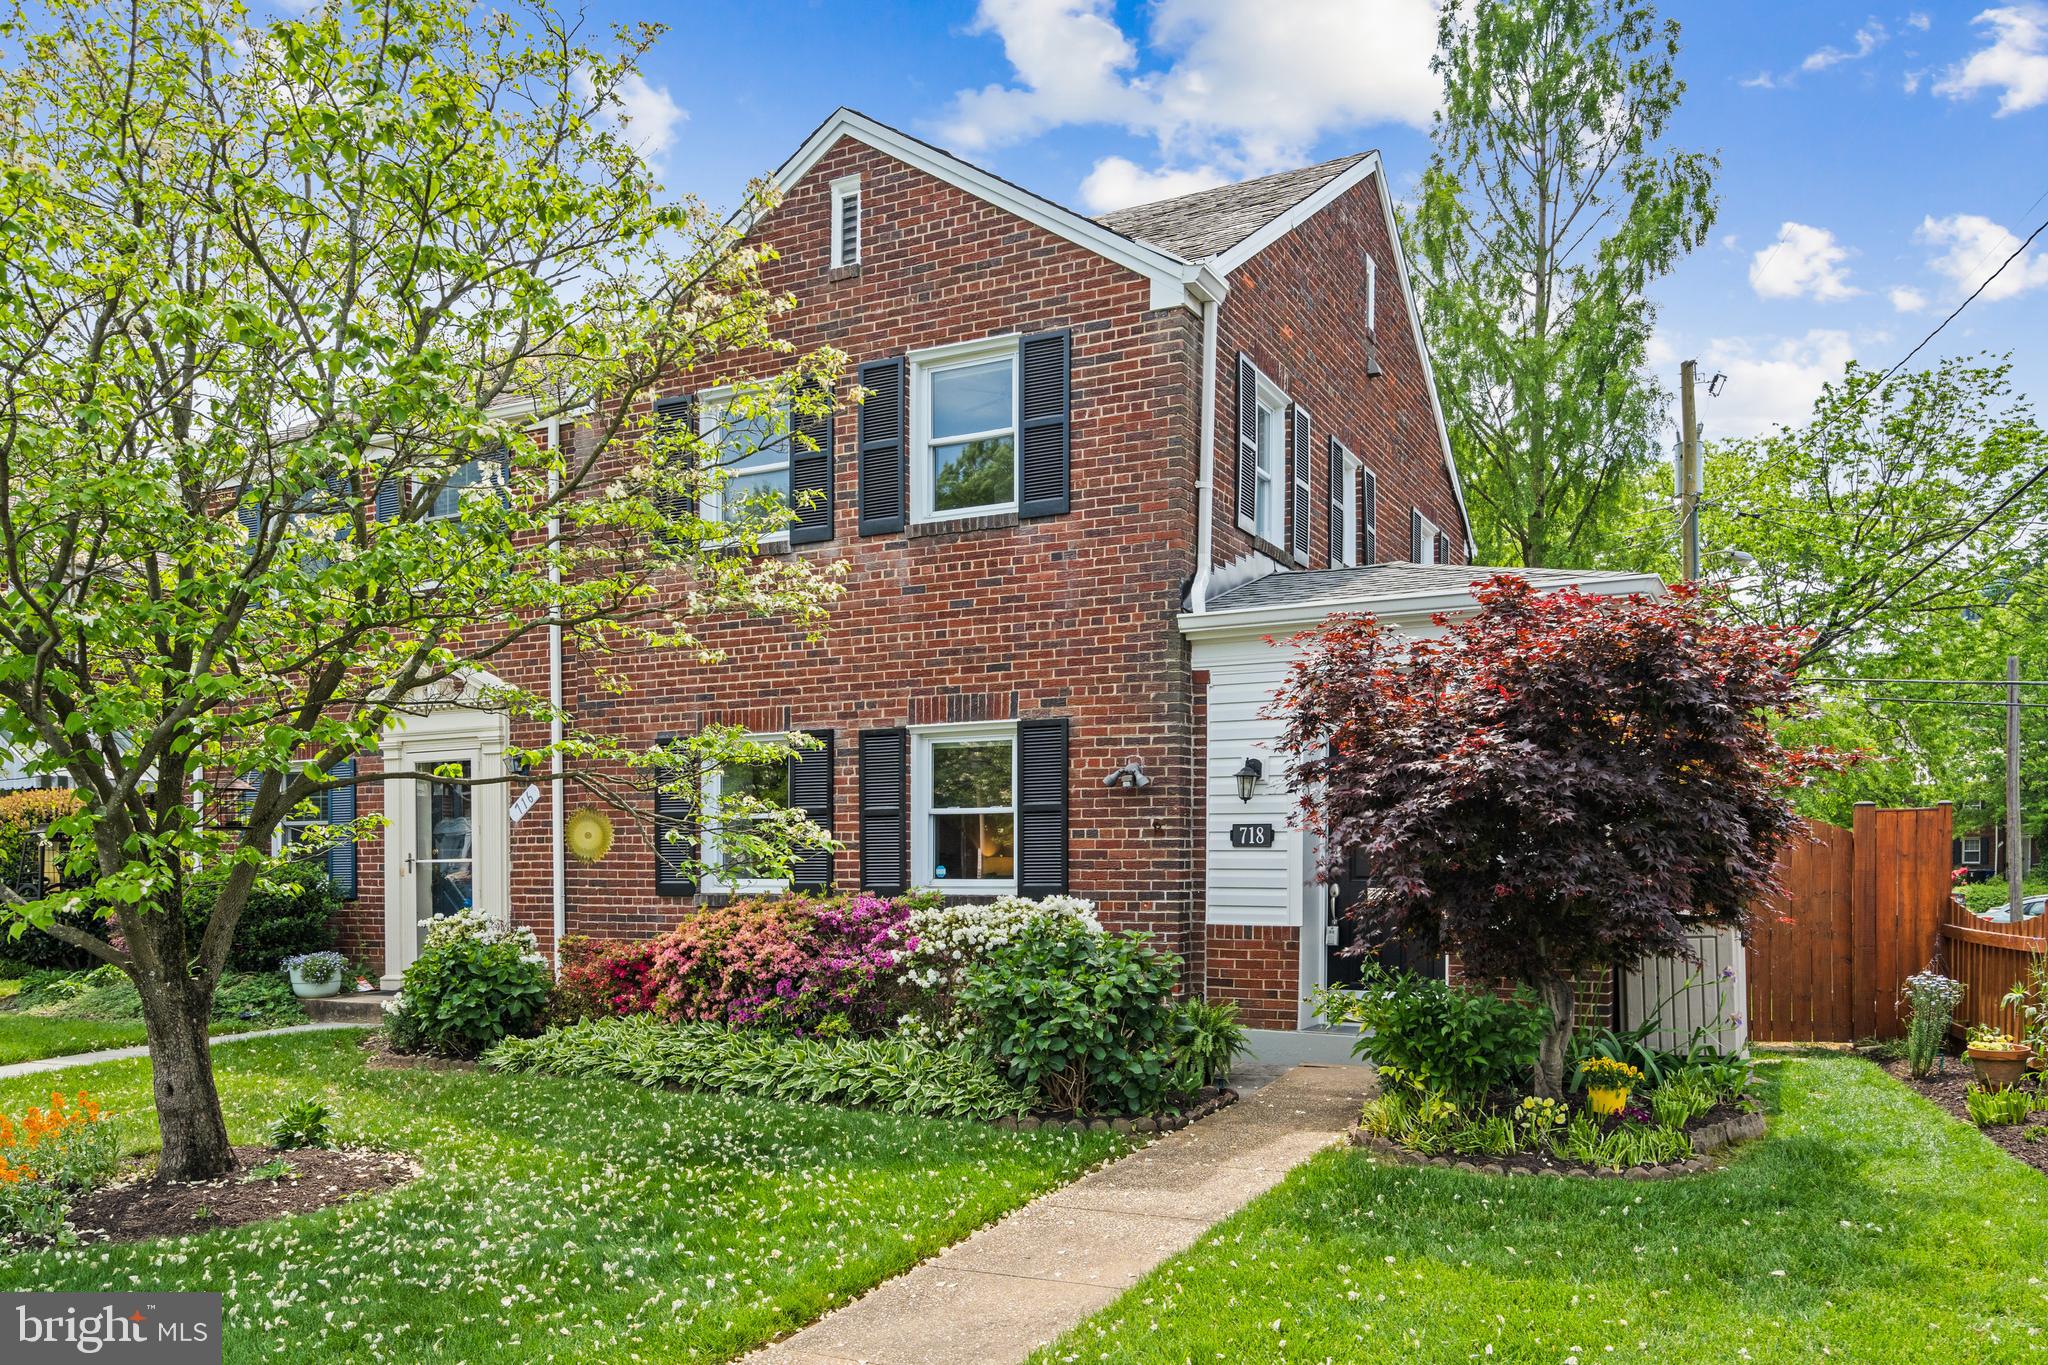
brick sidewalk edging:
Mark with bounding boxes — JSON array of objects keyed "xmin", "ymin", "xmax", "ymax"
[{"xmin": 744, "ymin": 1062, "xmax": 1375, "ymax": 1365}]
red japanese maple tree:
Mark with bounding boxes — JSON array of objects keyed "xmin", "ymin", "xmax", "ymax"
[{"xmin": 1274, "ymin": 576, "xmax": 1830, "ymax": 1097}]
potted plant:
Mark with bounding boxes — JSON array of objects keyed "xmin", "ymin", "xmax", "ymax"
[
  {"xmin": 1966, "ymin": 1023, "xmax": 2032, "ymax": 1088},
  {"xmin": 282, "ymin": 951, "xmax": 347, "ymax": 1000},
  {"xmin": 1577, "ymin": 1056, "xmax": 1642, "ymax": 1118}
]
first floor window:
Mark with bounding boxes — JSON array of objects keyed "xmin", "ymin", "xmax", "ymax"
[
  {"xmin": 919, "ymin": 730, "xmax": 1016, "ymax": 887},
  {"xmin": 1962, "ymin": 837, "xmax": 1983, "ymax": 865},
  {"xmin": 917, "ymin": 343, "xmax": 1018, "ymax": 519},
  {"xmin": 707, "ymin": 748, "xmax": 791, "ymax": 886}
]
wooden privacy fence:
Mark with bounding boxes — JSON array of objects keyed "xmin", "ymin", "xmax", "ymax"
[
  {"xmin": 1941, "ymin": 896, "xmax": 2046, "ymax": 1040},
  {"xmin": 1745, "ymin": 804, "xmax": 1953, "ymax": 1042}
]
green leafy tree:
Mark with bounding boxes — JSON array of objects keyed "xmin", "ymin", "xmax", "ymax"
[
  {"xmin": 1409, "ymin": 0, "xmax": 1717, "ymax": 567},
  {"xmin": 0, "ymin": 0, "xmax": 841, "ymax": 1179}
]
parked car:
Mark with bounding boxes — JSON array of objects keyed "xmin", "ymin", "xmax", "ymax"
[{"xmin": 1975, "ymin": 894, "xmax": 2048, "ymax": 925}]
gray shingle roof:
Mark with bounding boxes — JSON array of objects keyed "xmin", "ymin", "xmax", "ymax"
[
  {"xmin": 1093, "ymin": 154, "xmax": 1373, "ymax": 261},
  {"xmin": 1204, "ymin": 564, "xmax": 1656, "ymax": 613}
]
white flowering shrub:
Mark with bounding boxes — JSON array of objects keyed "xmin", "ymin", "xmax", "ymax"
[
  {"xmin": 391, "ymin": 909, "xmax": 551, "ymax": 1056},
  {"xmin": 898, "ymin": 895, "xmax": 1100, "ymax": 1040}
]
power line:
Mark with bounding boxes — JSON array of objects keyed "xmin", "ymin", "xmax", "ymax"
[
  {"xmin": 1877, "ymin": 213, "xmax": 2048, "ymax": 387},
  {"xmin": 1808, "ymin": 675, "xmax": 2048, "ymax": 688}
]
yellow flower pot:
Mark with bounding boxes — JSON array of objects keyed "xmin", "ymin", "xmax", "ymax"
[{"xmin": 1586, "ymin": 1085, "xmax": 1630, "ymax": 1118}]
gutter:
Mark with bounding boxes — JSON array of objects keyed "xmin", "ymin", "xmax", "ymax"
[
  {"xmin": 1176, "ymin": 572, "xmax": 1669, "ymax": 641},
  {"xmin": 545, "ymin": 417, "xmax": 566, "ymax": 974}
]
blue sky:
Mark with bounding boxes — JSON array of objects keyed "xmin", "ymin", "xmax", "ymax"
[{"xmin": 579, "ymin": 0, "xmax": 2047, "ymax": 440}]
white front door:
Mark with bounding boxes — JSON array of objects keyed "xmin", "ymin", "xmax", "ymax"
[{"xmin": 380, "ymin": 723, "xmax": 510, "ymax": 989}]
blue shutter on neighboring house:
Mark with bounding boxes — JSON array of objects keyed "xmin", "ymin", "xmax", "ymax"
[
  {"xmin": 1018, "ymin": 329, "xmax": 1071, "ymax": 518},
  {"xmin": 324, "ymin": 758, "xmax": 358, "ymax": 899},
  {"xmin": 374, "ymin": 475, "xmax": 402, "ymax": 523},
  {"xmin": 857, "ymin": 358, "xmax": 905, "ymax": 535}
]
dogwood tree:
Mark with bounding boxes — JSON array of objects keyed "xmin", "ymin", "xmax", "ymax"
[
  {"xmin": 0, "ymin": 0, "xmax": 840, "ymax": 1179},
  {"xmin": 1274, "ymin": 577, "xmax": 1827, "ymax": 1097}
]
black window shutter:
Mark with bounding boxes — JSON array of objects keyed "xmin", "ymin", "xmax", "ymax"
[
  {"xmin": 1361, "ymin": 468, "xmax": 1378, "ymax": 565},
  {"xmin": 788, "ymin": 729, "xmax": 835, "ymax": 889},
  {"xmin": 1234, "ymin": 354, "xmax": 1257, "ymax": 533},
  {"xmin": 788, "ymin": 382, "xmax": 835, "ymax": 545},
  {"xmin": 1018, "ymin": 329, "xmax": 1071, "ymax": 517},
  {"xmin": 1017, "ymin": 718, "xmax": 1070, "ymax": 898},
  {"xmin": 1326, "ymin": 437, "xmax": 1345, "ymax": 566},
  {"xmin": 1289, "ymin": 405, "xmax": 1311, "ymax": 565},
  {"xmin": 653, "ymin": 734, "xmax": 696, "ymax": 897},
  {"xmin": 1436, "ymin": 531, "xmax": 1452, "ymax": 565},
  {"xmin": 324, "ymin": 758, "xmax": 358, "ymax": 899},
  {"xmin": 1410, "ymin": 507, "xmax": 1424, "ymax": 563},
  {"xmin": 857, "ymin": 358, "xmax": 905, "ymax": 535},
  {"xmin": 857, "ymin": 728, "xmax": 907, "ymax": 892},
  {"xmin": 652, "ymin": 395, "xmax": 699, "ymax": 522}
]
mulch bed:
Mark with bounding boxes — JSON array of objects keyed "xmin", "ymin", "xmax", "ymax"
[
  {"xmin": 46, "ymin": 1146, "xmax": 419, "ymax": 1247},
  {"xmin": 995, "ymin": 1086, "xmax": 1237, "ymax": 1135},
  {"xmin": 359, "ymin": 1032, "xmax": 477, "ymax": 1072},
  {"xmin": 1352, "ymin": 1099, "xmax": 1765, "ymax": 1180},
  {"xmin": 1880, "ymin": 1055, "xmax": 2048, "ymax": 1178}
]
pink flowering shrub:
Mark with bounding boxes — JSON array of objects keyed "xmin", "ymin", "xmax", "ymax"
[
  {"xmin": 645, "ymin": 894, "xmax": 914, "ymax": 1033},
  {"xmin": 549, "ymin": 936, "xmax": 660, "ymax": 1023}
]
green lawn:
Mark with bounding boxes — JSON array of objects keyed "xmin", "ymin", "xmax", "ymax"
[
  {"xmin": 1040, "ymin": 1054, "xmax": 2048, "ymax": 1363},
  {"xmin": 0, "ymin": 1014, "xmax": 150, "ymax": 1064},
  {"xmin": 0, "ymin": 1030, "xmax": 1121, "ymax": 1362}
]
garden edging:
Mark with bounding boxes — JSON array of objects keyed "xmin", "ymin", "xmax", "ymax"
[
  {"xmin": 990, "ymin": 1086, "xmax": 1236, "ymax": 1134},
  {"xmin": 1349, "ymin": 1109, "xmax": 1766, "ymax": 1178}
]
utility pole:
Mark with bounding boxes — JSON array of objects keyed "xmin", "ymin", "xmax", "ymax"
[
  {"xmin": 2010, "ymin": 655, "xmax": 2026, "ymax": 928},
  {"xmin": 1678, "ymin": 359, "xmax": 1701, "ymax": 582}
]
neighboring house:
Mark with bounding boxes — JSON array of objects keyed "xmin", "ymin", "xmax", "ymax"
[
  {"xmin": 1954, "ymin": 819, "xmax": 2042, "ymax": 882},
  {"xmin": 317, "ymin": 108, "xmax": 1660, "ymax": 1037}
]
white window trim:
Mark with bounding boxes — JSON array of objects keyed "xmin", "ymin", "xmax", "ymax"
[
  {"xmin": 697, "ymin": 386, "xmax": 791, "ymax": 542},
  {"xmin": 1962, "ymin": 836, "xmax": 1983, "ymax": 865},
  {"xmin": 830, "ymin": 173, "xmax": 861, "ymax": 269},
  {"xmin": 1336, "ymin": 448, "xmax": 1363, "ymax": 568},
  {"xmin": 1415, "ymin": 510, "xmax": 1442, "ymax": 565},
  {"xmin": 909, "ymin": 335, "xmax": 1022, "ymax": 524},
  {"xmin": 910, "ymin": 721, "xmax": 1018, "ymax": 895},
  {"xmin": 701, "ymin": 737, "xmax": 791, "ymax": 896},
  {"xmin": 1253, "ymin": 372, "xmax": 1288, "ymax": 548}
]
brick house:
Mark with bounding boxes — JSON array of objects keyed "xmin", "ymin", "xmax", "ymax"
[{"xmin": 326, "ymin": 109, "xmax": 1657, "ymax": 1040}]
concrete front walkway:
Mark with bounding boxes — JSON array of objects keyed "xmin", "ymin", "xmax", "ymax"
[
  {"xmin": 0, "ymin": 1021, "xmax": 369, "ymax": 1081},
  {"xmin": 746, "ymin": 1062, "xmax": 1374, "ymax": 1365}
]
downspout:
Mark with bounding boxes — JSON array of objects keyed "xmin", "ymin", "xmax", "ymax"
[
  {"xmin": 1188, "ymin": 291, "xmax": 1222, "ymax": 613},
  {"xmin": 545, "ymin": 418, "xmax": 566, "ymax": 975}
]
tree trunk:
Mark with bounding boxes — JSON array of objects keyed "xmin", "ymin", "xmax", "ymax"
[
  {"xmin": 135, "ymin": 975, "xmax": 235, "ymax": 1182},
  {"xmin": 1533, "ymin": 971, "xmax": 1577, "ymax": 1100}
]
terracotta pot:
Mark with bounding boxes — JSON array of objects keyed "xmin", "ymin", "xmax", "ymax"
[{"xmin": 1967, "ymin": 1045, "xmax": 2031, "ymax": 1089}]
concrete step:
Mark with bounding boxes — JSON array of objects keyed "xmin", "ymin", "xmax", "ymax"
[{"xmin": 299, "ymin": 991, "xmax": 395, "ymax": 1025}]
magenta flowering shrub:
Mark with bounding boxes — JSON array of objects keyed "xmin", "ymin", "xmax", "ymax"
[{"xmin": 645, "ymin": 894, "xmax": 914, "ymax": 1033}]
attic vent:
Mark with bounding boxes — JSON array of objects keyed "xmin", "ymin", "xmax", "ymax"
[{"xmin": 831, "ymin": 175, "xmax": 861, "ymax": 269}]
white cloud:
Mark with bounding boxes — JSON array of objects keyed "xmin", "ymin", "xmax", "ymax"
[
  {"xmin": 1739, "ymin": 70, "xmax": 1782, "ymax": 89},
  {"xmin": 1748, "ymin": 222, "xmax": 1861, "ymax": 302},
  {"xmin": 942, "ymin": 0, "xmax": 1440, "ymax": 202},
  {"xmin": 1907, "ymin": 10, "xmax": 1932, "ymax": 30},
  {"xmin": 1935, "ymin": 4, "xmax": 2048, "ymax": 114},
  {"xmin": 576, "ymin": 69, "xmax": 687, "ymax": 167},
  {"xmin": 1079, "ymin": 157, "xmax": 1229, "ymax": 212},
  {"xmin": 1918, "ymin": 212, "xmax": 2048, "ymax": 299},
  {"xmin": 1692, "ymin": 330, "xmax": 1859, "ymax": 438},
  {"xmin": 1903, "ymin": 68, "xmax": 1925, "ymax": 93},
  {"xmin": 1802, "ymin": 21, "xmax": 1888, "ymax": 72},
  {"xmin": 1888, "ymin": 285, "xmax": 1929, "ymax": 312}
]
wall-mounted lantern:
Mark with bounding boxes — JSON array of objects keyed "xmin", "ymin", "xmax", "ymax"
[{"xmin": 1234, "ymin": 757, "xmax": 1263, "ymax": 803}]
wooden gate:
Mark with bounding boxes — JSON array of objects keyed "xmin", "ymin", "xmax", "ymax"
[
  {"xmin": 1745, "ymin": 804, "xmax": 1953, "ymax": 1042},
  {"xmin": 1940, "ymin": 898, "xmax": 2045, "ymax": 1040}
]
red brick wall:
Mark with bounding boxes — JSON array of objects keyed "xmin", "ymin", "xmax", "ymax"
[
  {"xmin": 1211, "ymin": 171, "xmax": 1465, "ymax": 572},
  {"xmin": 1205, "ymin": 924, "xmax": 1299, "ymax": 1029}
]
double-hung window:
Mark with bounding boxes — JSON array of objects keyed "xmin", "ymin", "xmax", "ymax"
[
  {"xmin": 1962, "ymin": 836, "xmax": 1983, "ymax": 866},
  {"xmin": 913, "ymin": 338, "xmax": 1019, "ymax": 521},
  {"xmin": 276, "ymin": 765, "xmax": 324, "ymax": 858},
  {"xmin": 1254, "ymin": 379, "xmax": 1287, "ymax": 547},
  {"xmin": 700, "ymin": 396, "xmax": 790, "ymax": 534},
  {"xmin": 423, "ymin": 455, "xmax": 510, "ymax": 521},
  {"xmin": 1413, "ymin": 510, "xmax": 1442, "ymax": 565},
  {"xmin": 913, "ymin": 726, "xmax": 1017, "ymax": 891},
  {"xmin": 704, "ymin": 745, "xmax": 791, "ymax": 891},
  {"xmin": 1334, "ymin": 448, "xmax": 1363, "ymax": 568}
]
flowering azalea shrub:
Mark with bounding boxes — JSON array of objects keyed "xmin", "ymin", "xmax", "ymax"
[
  {"xmin": 386, "ymin": 910, "xmax": 551, "ymax": 1058},
  {"xmin": 0, "ymin": 1090, "xmax": 119, "ymax": 1243},
  {"xmin": 897, "ymin": 893, "xmax": 1101, "ymax": 1038},
  {"xmin": 645, "ymin": 894, "xmax": 912, "ymax": 1033},
  {"xmin": 549, "ymin": 935, "xmax": 660, "ymax": 1023}
]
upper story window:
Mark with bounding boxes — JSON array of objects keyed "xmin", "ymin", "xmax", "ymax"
[
  {"xmin": 911, "ymin": 337, "xmax": 1019, "ymax": 521},
  {"xmin": 1254, "ymin": 375, "xmax": 1287, "ymax": 547},
  {"xmin": 1962, "ymin": 836, "xmax": 1983, "ymax": 865},
  {"xmin": 1412, "ymin": 508, "xmax": 1442, "ymax": 564},
  {"xmin": 700, "ymin": 396, "xmax": 790, "ymax": 533},
  {"xmin": 914, "ymin": 725, "xmax": 1016, "ymax": 891},
  {"xmin": 830, "ymin": 174, "xmax": 861, "ymax": 269},
  {"xmin": 1333, "ymin": 447, "xmax": 1363, "ymax": 568}
]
